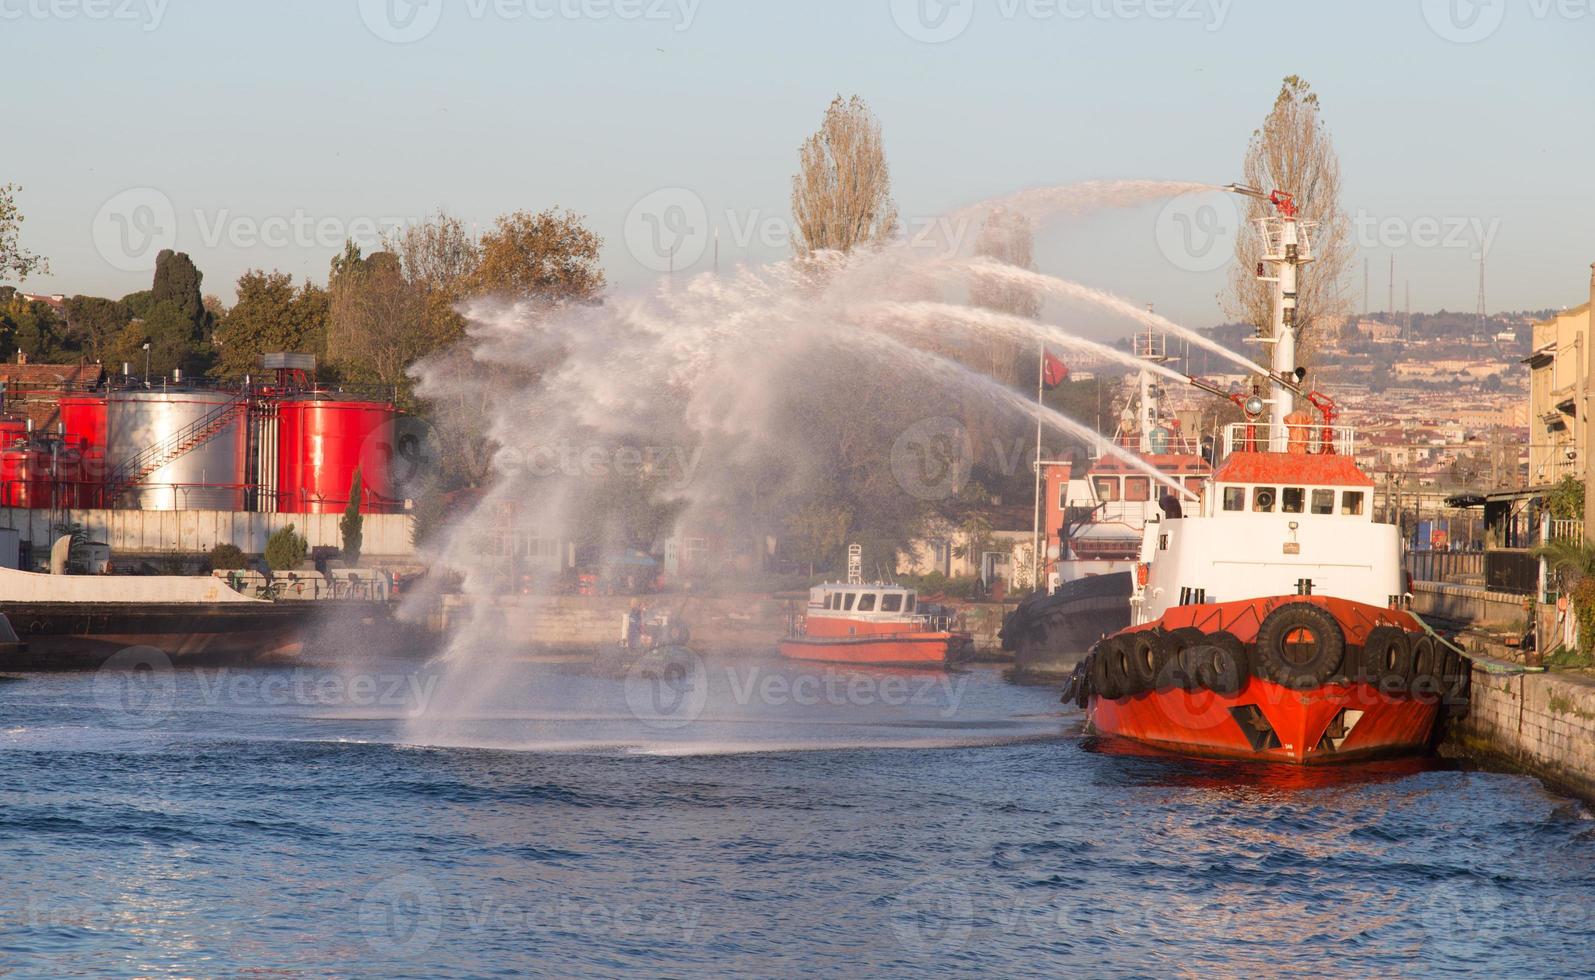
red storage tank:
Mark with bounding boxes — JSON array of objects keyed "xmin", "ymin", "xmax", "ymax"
[
  {"xmin": 0, "ymin": 448, "xmax": 46, "ymax": 509},
  {"xmin": 276, "ymin": 399, "xmax": 399, "ymax": 514},
  {"xmin": 59, "ymin": 396, "xmax": 108, "ymax": 508},
  {"xmin": 0, "ymin": 418, "xmax": 28, "ymax": 449}
]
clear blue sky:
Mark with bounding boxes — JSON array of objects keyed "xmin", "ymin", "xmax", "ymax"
[{"xmin": 5, "ymin": 0, "xmax": 1593, "ymax": 334}]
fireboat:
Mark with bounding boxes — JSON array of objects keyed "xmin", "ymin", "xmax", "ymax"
[{"xmin": 1062, "ymin": 185, "xmax": 1469, "ymax": 764}]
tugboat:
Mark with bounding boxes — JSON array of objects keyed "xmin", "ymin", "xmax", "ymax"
[
  {"xmin": 780, "ymin": 551, "xmax": 972, "ymax": 668},
  {"xmin": 1001, "ymin": 330, "xmax": 1210, "ymax": 679},
  {"xmin": 1063, "ymin": 185, "xmax": 1468, "ymax": 763}
]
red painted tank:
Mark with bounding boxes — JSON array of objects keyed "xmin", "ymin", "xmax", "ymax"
[
  {"xmin": 0, "ymin": 418, "xmax": 28, "ymax": 449},
  {"xmin": 0, "ymin": 448, "xmax": 46, "ymax": 508},
  {"xmin": 59, "ymin": 396, "xmax": 108, "ymax": 508},
  {"xmin": 276, "ymin": 399, "xmax": 399, "ymax": 514}
]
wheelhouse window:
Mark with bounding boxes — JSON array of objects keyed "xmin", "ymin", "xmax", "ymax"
[
  {"xmin": 1342, "ymin": 491, "xmax": 1366, "ymax": 516},
  {"xmin": 1124, "ymin": 477, "xmax": 1151, "ymax": 502},
  {"xmin": 905, "ymin": 594, "xmax": 916, "ymax": 613},
  {"xmin": 1223, "ymin": 487, "xmax": 1246, "ymax": 512},
  {"xmin": 824, "ymin": 593, "xmax": 835, "ymax": 610},
  {"xmin": 1311, "ymin": 489, "xmax": 1335, "ymax": 515},
  {"xmin": 881, "ymin": 593, "xmax": 904, "ymax": 613},
  {"xmin": 1252, "ymin": 487, "xmax": 1277, "ymax": 513},
  {"xmin": 1282, "ymin": 487, "xmax": 1305, "ymax": 514},
  {"xmin": 1093, "ymin": 477, "xmax": 1120, "ymax": 502},
  {"xmin": 857, "ymin": 593, "xmax": 877, "ymax": 612},
  {"xmin": 843, "ymin": 593, "xmax": 857, "ymax": 611}
]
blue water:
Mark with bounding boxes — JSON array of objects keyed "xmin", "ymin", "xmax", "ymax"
[{"xmin": 2, "ymin": 659, "xmax": 1592, "ymax": 977}]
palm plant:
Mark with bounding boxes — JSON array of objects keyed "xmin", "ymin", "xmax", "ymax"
[{"xmin": 1532, "ymin": 538, "xmax": 1595, "ymax": 656}]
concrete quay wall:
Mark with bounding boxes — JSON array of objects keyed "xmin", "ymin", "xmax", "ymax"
[{"xmin": 1453, "ymin": 665, "xmax": 1595, "ymax": 803}]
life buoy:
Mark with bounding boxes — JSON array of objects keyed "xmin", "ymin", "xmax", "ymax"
[
  {"xmin": 1359, "ymin": 626, "xmax": 1412, "ymax": 691},
  {"xmin": 1162, "ymin": 626, "xmax": 1209, "ymax": 692},
  {"xmin": 1253, "ymin": 602, "xmax": 1347, "ymax": 690},
  {"xmin": 1136, "ymin": 563, "xmax": 1150, "ymax": 587}
]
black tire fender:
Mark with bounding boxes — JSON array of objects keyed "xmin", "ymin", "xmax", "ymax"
[
  {"xmin": 1124, "ymin": 630, "xmax": 1165, "ymax": 694},
  {"xmin": 1193, "ymin": 631, "xmax": 1251, "ymax": 697},
  {"xmin": 1253, "ymin": 602, "xmax": 1348, "ymax": 690},
  {"xmin": 1089, "ymin": 641, "xmax": 1124, "ymax": 701},
  {"xmin": 1161, "ymin": 627, "xmax": 1208, "ymax": 692},
  {"xmin": 1360, "ymin": 625, "xmax": 1413, "ymax": 691}
]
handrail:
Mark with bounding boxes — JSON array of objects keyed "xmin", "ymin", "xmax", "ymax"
[
  {"xmin": 106, "ymin": 397, "xmax": 247, "ymax": 498},
  {"xmin": 1221, "ymin": 422, "xmax": 1357, "ymax": 458}
]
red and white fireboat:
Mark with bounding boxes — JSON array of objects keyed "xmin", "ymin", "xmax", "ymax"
[
  {"xmin": 1064, "ymin": 185, "xmax": 1468, "ymax": 764},
  {"xmin": 780, "ymin": 579, "xmax": 973, "ymax": 668}
]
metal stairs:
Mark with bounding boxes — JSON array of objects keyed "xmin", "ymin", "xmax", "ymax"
[{"xmin": 106, "ymin": 397, "xmax": 248, "ymax": 501}]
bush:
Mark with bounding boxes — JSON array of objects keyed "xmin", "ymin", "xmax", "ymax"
[
  {"xmin": 264, "ymin": 524, "xmax": 309, "ymax": 571},
  {"xmin": 209, "ymin": 543, "xmax": 247, "ymax": 571}
]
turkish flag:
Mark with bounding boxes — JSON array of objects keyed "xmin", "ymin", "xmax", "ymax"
[{"xmin": 1042, "ymin": 350, "xmax": 1070, "ymax": 389}]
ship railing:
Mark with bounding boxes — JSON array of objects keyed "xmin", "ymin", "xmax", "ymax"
[{"xmin": 1221, "ymin": 422, "xmax": 1356, "ymax": 458}]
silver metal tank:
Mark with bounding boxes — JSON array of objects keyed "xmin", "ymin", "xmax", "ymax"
[{"xmin": 106, "ymin": 389, "xmax": 248, "ymax": 510}]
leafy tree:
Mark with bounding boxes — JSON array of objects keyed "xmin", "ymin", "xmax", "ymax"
[
  {"xmin": 340, "ymin": 468, "xmax": 364, "ymax": 565},
  {"xmin": 1, "ymin": 290, "xmax": 66, "ymax": 360},
  {"xmin": 471, "ymin": 208, "xmax": 605, "ymax": 306},
  {"xmin": 62, "ymin": 295, "xmax": 132, "ymax": 362},
  {"xmin": 0, "ymin": 183, "xmax": 46, "ymax": 282},
  {"xmin": 208, "ymin": 543, "xmax": 248, "ymax": 570},
  {"xmin": 265, "ymin": 524, "xmax": 308, "ymax": 571},
  {"xmin": 784, "ymin": 499, "xmax": 854, "ymax": 574},
  {"xmin": 121, "ymin": 289, "xmax": 155, "ymax": 320},
  {"xmin": 1547, "ymin": 475, "xmax": 1585, "ymax": 522},
  {"xmin": 124, "ymin": 300, "xmax": 201, "ymax": 377},
  {"xmin": 1533, "ymin": 539, "xmax": 1595, "ymax": 653},
  {"xmin": 212, "ymin": 270, "xmax": 328, "ymax": 378},
  {"xmin": 150, "ymin": 249, "xmax": 212, "ymax": 340},
  {"xmin": 1224, "ymin": 76, "xmax": 1350, "ymax": 373},
  {"xmin": 791, "ymin": 95, "xmax": 899, "ymax": 256},
  {"xmin": 328, "ymin": 247, "xmax": 423, "ymax": 391}
]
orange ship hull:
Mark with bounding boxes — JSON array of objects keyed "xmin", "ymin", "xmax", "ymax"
[
  {"xmin": 1089, "ymin": 677, "xmax": 1441, "ymax": 765},
  {"xmin": 778, "ymin": 633, "xmax": 966, "ymax": 668}
]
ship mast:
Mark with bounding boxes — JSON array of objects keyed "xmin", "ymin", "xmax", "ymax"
[{"xmin": 1226, "ymin": 183, "xmax": 1316, "ymax": 450}]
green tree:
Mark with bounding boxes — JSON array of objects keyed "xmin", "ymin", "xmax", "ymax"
[
  {"xmin": 1, "ymin": 290, "xmax": 66, "ymax": 360},
  {"xmin": 212, "ymin": 270, "xmax": 328, "ymax": 378},
  {"xmin": 208, "ymin": 543, "xmax": 247, "ymax": 570},
  {"xmin": 265, "ymin": 524, "xmax": 308, "ymax": 571},
  {"xmin": 471, "ymin": 208, "xmax": 606, "ymax": 306},
  {"xmin": 327, "ymin": 248, "xmax": 423, "ymax": 390},
  {"xmin": 116, "ymin": 300, "xmax": 200, "ymax": 377},
  {"xmin": 0, "ymin": 183, "xmax": 46, "ymax": 282},
  {"xmin": 341, "ymin": 468, "xmax": 364, "ymax": 565},
  {"xmin": 62, "ymin": 295, "xmax": 132, "ymax": 362},
  {"xmin": 150, "ymin": 249, "xmax": 211, "ymax": 340},
  {"xmin": 791, "ymin": 95, "xmax": 899, "ymax": 256},
  {"xmin": 1547, "ymin": 476, "xmax": 1585, "ymax": 522}
]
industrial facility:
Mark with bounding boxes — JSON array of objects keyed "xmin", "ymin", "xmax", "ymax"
[{"xmin": 0, "ymin": 354, "xmax": 418, "ymax": 569}]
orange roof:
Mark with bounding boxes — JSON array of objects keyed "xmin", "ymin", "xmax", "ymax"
[{"xmin": 1212, "ymin": 451, "xmax": 1375, "ymax": 488}]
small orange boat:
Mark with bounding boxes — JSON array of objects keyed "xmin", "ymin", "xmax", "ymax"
[{"xmin": 780, "ymin": 582, "xmax": 972, "ymax": 668}]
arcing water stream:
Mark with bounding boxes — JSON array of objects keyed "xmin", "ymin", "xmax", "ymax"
[{"xmin": 402, "ymin": 179, "xmax": 1228, "ymax": 745}]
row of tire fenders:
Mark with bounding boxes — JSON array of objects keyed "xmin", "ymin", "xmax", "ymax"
[{"xmin": 1060, "ymin": 600, "xmax": 1472, "ymax": 712}]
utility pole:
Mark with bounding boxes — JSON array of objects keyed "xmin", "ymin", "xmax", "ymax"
[
  {"xmin": 1030, "ymin": 345, "xmax": 1044, "ymax": 593},
  {"xmin": 1388, "ymin": 255, "xmax": 1395, "ymax": 325}
]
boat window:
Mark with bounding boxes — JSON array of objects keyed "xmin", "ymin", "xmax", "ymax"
[
  {"xmin": 823, "ymin": 593, "xmax": 834, "ymax": 610},
  {"xmin": 1223, "ymin": 487, "xmax": 1245, "ymax": 511},
  {"xmin": 843, "ymin": 593, "xmax": 857, "ymax": 611},
  {"xmin": 1282, "ymin": 487, "xmax": 1305, "ymax": 514},
  {"xmin": 1124, "ymin": 477, "xmax": 1151, "ymax": 502},
  {"xmin": 1311, "ymin": 489, "xmax": 1335, "ymax": 515},
  {"xmin": 857, "ymin": 593, "xmax": 877, "ymax": 612},
  {"xmin": 1093, "ymin": 477, "xmax": 1120, "ymax": 502},
  {"xmin": 905, "ymin": 594, "xmax": 916, "ymax": 613},
  {"xmin": 1342, "ymin": 491, "xmax": 1366, "ymax": 516},
  {"xmin": 881, "ymin": 593, "xmax": 903, "ymax": 613},
  {"xmin": 1253, "ymin": 487, "xmax": 1277, "ymax": 513}
]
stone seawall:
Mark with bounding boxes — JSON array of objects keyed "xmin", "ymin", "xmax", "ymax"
[{"xmin": 1452, "ymin": 664, "xmax": 1595, "ymax": 802}]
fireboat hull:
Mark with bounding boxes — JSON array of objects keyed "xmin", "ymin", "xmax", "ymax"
[
  {"xmin": 778, "ymin": 632, "xmax": 970, "ymax": 668},
  {"xmin": 1089, "ymin": 679, "xmax": 1441, "ymax": 765},
  {"xmin": 1002, "ymin": 572, "xmax": 1133, "ymax": 680},
  {"xmin": 0, "ymin": 601, "xmax": 327, "ymax": 670}
]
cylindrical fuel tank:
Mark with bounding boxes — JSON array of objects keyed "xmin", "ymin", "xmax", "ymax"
[
  {"xmin": 0, "ymin": 418, "xmax": 29, "ymax": 449},
  {"xmin": 59, "ymin": 396, "xmax": 108, "ymax": 508},
  {"xmin": 276, "ymin": 399, "xmax": 398, "ymax": 514},
  {"xmin": 105, "ymin": 390, "xmax": 247, "ymax": 510},
  {"xmin": 0, "ymin": 448, "xmax": 48, "ymax": 509}
]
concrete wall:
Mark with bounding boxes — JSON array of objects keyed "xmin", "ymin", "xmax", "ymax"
[
  {"xmin": 1413, "ymin": 582, "xmax": 1529, "ymax": 628},
  {"xmin": 0, "ymin": 507, "xmax": 416, "ymax": 558},
  {"xmin": 1455, "ymin": 666, "xmax": 1595, "ymax": 802}
]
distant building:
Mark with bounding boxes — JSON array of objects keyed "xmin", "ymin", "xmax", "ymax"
[
  {"xmin": 1524, "ymin": 302, "xmax": 1588, "ymax": 488},
  {"xmin": 1356, "ymin": 319, "xmax": 1401, "ymax": 341}
]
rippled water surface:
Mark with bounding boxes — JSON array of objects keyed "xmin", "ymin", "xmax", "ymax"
[{"xmin": 1, "ymin": 660, "xmax": 1591, "ymax": 977}]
